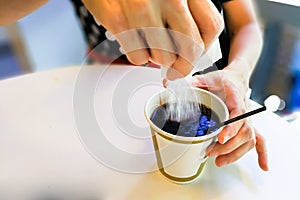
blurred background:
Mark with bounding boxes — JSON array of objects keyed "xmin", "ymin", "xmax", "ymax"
[
  {"xmin": 249, "ymin": 0, "xmax": 300, "ymax": 127},
  {"xmin": 0, "ymin": 0, "xmax": 86, "ymax": 79},
  {"xmin": 0, "ymin": 0, "xmax": 299, "ymax": 127}
]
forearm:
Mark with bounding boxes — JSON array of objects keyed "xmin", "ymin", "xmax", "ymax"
[
  {"xmin": 226, "ymin": 22, "xmax": 263, "ymax": 81},
  {"xmin": 222, "ymin": 0, "xmax": 263, "ymax": 81},
  {"xmin": 0, "ymin": 0, "xmax": 48, "ymax": 25}
]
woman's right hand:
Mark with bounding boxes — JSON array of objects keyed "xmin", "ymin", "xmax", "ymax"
[{"xmin": 82, "ymin": 0, "xmax": 224, "ymax": 79}]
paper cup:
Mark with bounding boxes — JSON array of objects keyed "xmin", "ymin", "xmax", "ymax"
[{"xmin": 145, "ymin": 87, "xmax": 229, "ymax": 184}]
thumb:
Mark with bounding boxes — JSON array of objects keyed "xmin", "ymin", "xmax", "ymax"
[{"xmin": 190, "ymin": 72, "xmax": 222, "ymax": 90}]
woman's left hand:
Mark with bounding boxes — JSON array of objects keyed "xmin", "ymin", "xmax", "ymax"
[{"xmin": 189, "ymin": 66, "xmax": 269, "ymax": 171}]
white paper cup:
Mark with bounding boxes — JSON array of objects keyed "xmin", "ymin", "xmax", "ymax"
[{"xmin": 145, "ymin": 87, "xmax": 229, "ymax": 184}]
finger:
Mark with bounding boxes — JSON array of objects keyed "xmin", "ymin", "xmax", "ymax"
[
  {"xmin": 214, "ymin": 138, "xmax": 256, "ymax": 167},
  {"xmin": 217, "ymin": 108, "xmax": 246, "ymax": 144},
  {"xmin": 164, "ymin": 1, "xmax": 204, "ymax": 80},
  {"xmin": 121, "ymin": 0, "xmax": 176, "ymax": 66},
  {"xmin": 188, "ymin": 0, "xmax": 224, "ymax": 51},
  {"xmin": 83, "ymin": 0, "xmax": 147, "ymax": 63},
  {"xmin": 209, "ymin": 122, "xmax": 255, "ymax": 156},
  {"xmin": 93, "ymin": 16, "xmax": 101, "ymax": 26},
  {"xmin": 218, "ymin": 85, "xmax": 248, "ymax": 144},
  {"xmin": 192, "ymin": 71, "xmax": 247, "ymax": 108},
  {"xmin": 255, "ymin": 130, "xmax": 269, "ymax": 171},
  {"xmin": 190, "ymin": 73, "xmax": 222, "ymax": 91},
  {"xmin": 116, "ymin": 29, "xmax": 149, "ymax": 65},
  {"xmin": 96, "ymin": 1, "xmax": 149, "ymax": 66},
  {"xmin": 166, "ymin": 58, "xmax": 195, "ymax": 80},
  {"xmin": 190, "ymin": 72, "xmax": 227, "ymax": 101},
  {"xmin": 143, "ymin": 28, "xmax": 177, "ymax": 67}
]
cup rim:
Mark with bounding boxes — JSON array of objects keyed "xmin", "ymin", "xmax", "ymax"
[{"xmin": 144, "ymin": 87, "xmax": 229, "ymax": 143}]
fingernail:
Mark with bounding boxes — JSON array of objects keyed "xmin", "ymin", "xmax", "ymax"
[
  {"xmin": 208, "ymin": 150, "xmax": 218, "ymax": 157},
  {"xmin": 219, "ymin": 159, "xmax": 228, "ymax": 167},
  {"xmin": 222, "ymin": 136, "xmax": 230, "ymax": 144},
  {"xmin": 263, "ymin": 163, "xmax": 270, "ymax": 171}
]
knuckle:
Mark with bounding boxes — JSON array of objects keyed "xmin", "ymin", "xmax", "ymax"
[
  {"xmin": 152, "ymin": 54, "xmax": 176, "ymax": 67},
  {"xmin": 105, "ymin": 14, "xmax": 127, "ymax": 32},
  {"xmin": 130, "ymin": 0, "xmax": 153, "ymax": 19},
  {"xmin": 238, "ymin": 107, "xmax": 247, "ymax": 115},
  {"xmin": 128, "ymin": 0, "xmax": 156, "ymax": 27},
  {"xmin": 181, "ymin": 40, "xmax": 204, "ymax": 62},
  {"xmin": 114, "ymin": 15, "xmax": 127, "ymax": 28},
  {"xmin": 168, "ymin": 0, "xmax": 186, "ymax": 13},
  {"xmin": 243, "ymin": 123, "xmax": 255, "ymax": 141},
  {"xmin": 193, "ymin": 41, "xmax": 205, "ymax": 55},
  {"xmin": 248, "ymin": 138, "xmax": 256, "ymax": 148},
  {"xmin": 206, "ymin": 14, "xmax": 224, "ymax": 36},
  {"xmin": 129, "ymin": 0, "xmax": 150, "ymax": 11}
]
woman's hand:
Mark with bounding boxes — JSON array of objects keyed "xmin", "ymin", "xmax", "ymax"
[
  {"xmin": 82, "ymin": 0, "xmax": 224, "ymax": 79},
  {"xmin": 190, "ymin": 66, "xmax": 269, "ymax": 171}
]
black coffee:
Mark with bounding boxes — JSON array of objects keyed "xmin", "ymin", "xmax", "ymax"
[{"xmin": 150, "ymin": 103, "xmax": 220, "ymax": 137}]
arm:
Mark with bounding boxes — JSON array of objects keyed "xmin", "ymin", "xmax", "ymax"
[
  {"xmin": 191, "ymin": 0, "xmax": 268, "ymax": 171},
  {"xmin": 0, "ymin": 0, "xmax": 48, "ymax": 25},
  {"xmin": 223, "ymin": 0, "xmax": 263, "ymax": 81}
]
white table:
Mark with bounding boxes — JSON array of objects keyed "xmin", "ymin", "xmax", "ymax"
[{"xmin": 0, "ymin": 65, "xmax": 299, "ymax": 200}]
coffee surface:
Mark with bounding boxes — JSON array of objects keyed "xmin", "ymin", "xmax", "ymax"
[{"xmin": 150, "ymin": 103, "xmax": 220, "ymax": 137}]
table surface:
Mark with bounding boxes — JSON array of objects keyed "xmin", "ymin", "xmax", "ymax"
[{"xmin": 0, "ymin": 65, "xmax": 299, "ymax": 200}]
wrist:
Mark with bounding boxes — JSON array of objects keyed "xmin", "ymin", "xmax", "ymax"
[
  {"xmin": 225, "ymin": 58, "xmax": 253, "ymax": 82},
  {"xmin": 224, "ymin": 59, "xmax": 253, "ymax": 95}
]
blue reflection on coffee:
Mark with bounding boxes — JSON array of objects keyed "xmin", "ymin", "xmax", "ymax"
[{"xmin": 150, "ymin": 103, "xmax": 220, "ymax": 137}]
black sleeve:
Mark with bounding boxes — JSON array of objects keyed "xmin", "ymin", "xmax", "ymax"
[{"xmin": 208, "ymin": 0, "xmax": 231, "ymax": 70}]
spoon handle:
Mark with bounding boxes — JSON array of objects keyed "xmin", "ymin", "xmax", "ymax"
[{"xmin": 217, "ymin": 106, "xmax": 266, "ymax": 128}]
